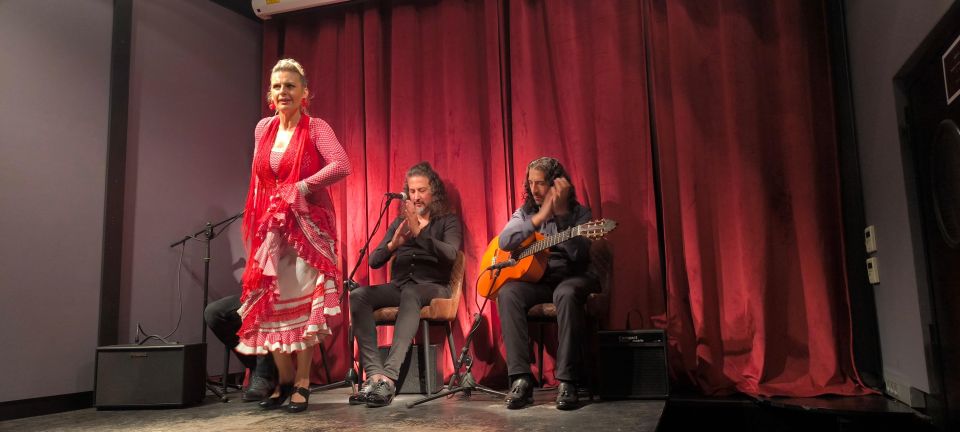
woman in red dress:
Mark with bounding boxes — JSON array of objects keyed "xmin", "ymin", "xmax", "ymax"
[{"xmin": 236, "ymin": 58, "xmax": 351, "ymax": 413}]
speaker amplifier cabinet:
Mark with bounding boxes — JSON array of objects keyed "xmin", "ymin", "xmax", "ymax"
[
  {"xmin": 94, "ymin": 343, "xmax": 205, "ymax": 408},
  {"xmin": 597, "ymin": 329, "xmax": 669, "ymax": 399},
  {"xmin": 379, "ymin": 344, "xmax": 442, "ymax": 394}
]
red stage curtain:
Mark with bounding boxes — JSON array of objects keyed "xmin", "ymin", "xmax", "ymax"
[
  {"xmin": 259, "ymin": 0, "xmax": 869, "ymax": 396},
  {"xmin": 272, "ymin": 0, "xmax": 513, "ymax": 386},
  {"xmin": 647, "ymin": 0, "xmax": 869, "ymax": 396},
  {"xmin": 506, "ymin": 0, "xmax": 664, "ymax": 386}
]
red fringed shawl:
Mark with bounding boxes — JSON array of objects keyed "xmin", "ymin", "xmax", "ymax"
[{"xmin": 238, "ymin": 115, "xmax": 340, "ymax": 337}]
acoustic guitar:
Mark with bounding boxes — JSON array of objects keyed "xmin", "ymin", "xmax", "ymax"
[{"xmin": 476, "ymin": 218, "xmax": 617, "ymax": 298}]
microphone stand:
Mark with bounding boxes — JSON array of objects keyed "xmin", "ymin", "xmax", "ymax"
[
  {"xmin": 310, "ymin": 195, "xmax": 399, "ymax": 393},
  {"xmin": 408, "ymin": 269, "xmax": 508, "ymax": 408},
  {"xmin": 169, "ymin": 210, "xmax": 245, "ymax": 402}
]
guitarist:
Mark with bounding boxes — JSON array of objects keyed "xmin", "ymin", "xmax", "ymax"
[{"xmin": 497, "ymin": 157, "xmax": 599, "ymax": 410}]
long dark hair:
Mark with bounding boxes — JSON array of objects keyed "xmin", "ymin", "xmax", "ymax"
[
  {"xmin": 403, "ymin": 161, "xmax": 451, "ymax": 218},
  {"xmin": 521, "ymin": 157, "xmax": 579, "ymax": 214}
]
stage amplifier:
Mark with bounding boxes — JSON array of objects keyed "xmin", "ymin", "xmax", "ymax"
[
  {"xmin": 597, "ymin": 329, "xmax": 669, "ymax": 399},
  {"xmin": 94, "ymin": 343, "xmax": 205, "ymax": 408},
  {"xmin": 379, "ymin": 344, "xmax": 442, "ymax": 394}
]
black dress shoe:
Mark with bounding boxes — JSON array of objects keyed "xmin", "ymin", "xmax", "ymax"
[
  {"xmin": 505, "ymin": 377, "xmax": 534, "ymax": 409},
  {"xmin": 242, "ymin": 375, "xmax": 276, "ymax": 402},
  {"xmin": 285, "ymin": 387, "xmax": 311, "ymax": 413},
  {"xmin": 556, "ymin": 381, "xmax": 579, "ymax": 410},
  {"xmin": 365, "ymin": 379, "xmax": 396, "ymax": 408},
  {"xmin": 258, "ymin": 384, "xmax": 293, "ymax": 410},
  {"xmin": 348, "ymin": 378, "xmax": 376, "ymax": 405}
]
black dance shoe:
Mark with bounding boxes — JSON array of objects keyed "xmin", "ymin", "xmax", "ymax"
[
  {"xmin": 365, "ymin": 379, "xmax": 396, "ymax": 408},
  {"xmin": 555, "ymin": 381, "xmax": 579, "ymax": 410},
  {"xmin": 242, "ymin": 375, "xmax": 276, "ymax": 402},
  {"xmin": 285, "ymin": 386, "xmax": 311, "ymax": 413},
  {"xmin": 348, "ymin": 378, "xmax": 376, "ymax": 405},
  {"xmin": 505, "ymin": 376, "xmax": 534, "ymax": 409},
  {"xmin": 258, "ymin": 384, "xmax": 293, "ymax": 410}
]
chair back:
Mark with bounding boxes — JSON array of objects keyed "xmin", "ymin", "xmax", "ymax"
[
  {"xmin": 585, "ymin": 238, "xmax": 613, "ymax": 319},
  {"xmin": 421, "ymin": 251, "xmax": 465, "ymax": 321}
]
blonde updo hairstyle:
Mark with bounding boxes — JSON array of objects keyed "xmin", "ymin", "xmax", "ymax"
[{"xmin": 266, "ymin": 58, "xmax": 310, "ymax": 115}]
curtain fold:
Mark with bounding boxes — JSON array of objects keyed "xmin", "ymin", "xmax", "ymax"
[
  {"xmin": 277, "ymin": 0, "xmax": 512, "ymax": 385},
  {"xmin": 647, "ymin": 0, "xmax": 868, "ymax": 396},
  {"xmin": 506, "ymin": 0, "xmax": 663, "ymax": 386},
  {"xmin": 258, "ymin": 0, "xmax": 868, "ymax": 396}
]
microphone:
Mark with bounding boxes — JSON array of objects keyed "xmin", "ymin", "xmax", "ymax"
[
  {"xmin": 487, "ymin": 259, "xmax": 518, "ymax": 270},
  {"xmin": 385, "ymin": 191, "xmax": 408, "ymax": 200}
]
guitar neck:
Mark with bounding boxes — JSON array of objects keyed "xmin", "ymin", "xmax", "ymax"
[{"xmin": 517, "ymin": 226, "xmax": 575, "ymax": 260}]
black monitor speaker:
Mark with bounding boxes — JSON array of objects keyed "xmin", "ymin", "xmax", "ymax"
[
  {"xmin": 597, "ymin": 329, "xmax": 669, "ymax": 399},
  {"xmin": 94, "ymin": 343, "xmax": 205, "ymax": 408}
]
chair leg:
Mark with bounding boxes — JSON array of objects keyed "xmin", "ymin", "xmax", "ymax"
[
  {"xmin": 580, "ymin": 326, "xmax": 589, "ymax": 400},
  {"xmin": 222, "ymin": 345, "xmax": 231, "ymax": 394},
  {"xmin": 537, "ymin": 322, "xmax": 545, "ymax": 387},
  {"xmin": 318, "ymin": 341, "xmax": 332, "ymax": 383},
  {"xmin": 582, "ymin": 316, "xmax": 597, "ymax": 400},
  {"xmin": 421, "ymin": 320, "xmax": 434, "ymax": 394},
  {"xmin": 446, "ymin": 322, "xmax": 458, "ymax": 371},
  {"xmin": 537, "ymin": 323, "xmax": 543, "ymax": 388}
]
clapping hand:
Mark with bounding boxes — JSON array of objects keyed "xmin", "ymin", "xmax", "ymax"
[
  {"xmin": 389, "ymin": 219, "xmax": 412, "ymax": 251},
  {"xmin": 403, "ymin": 199, "xmax": 424, "ymax": 237},
  {"xmin": 549, "ymin": 177, "xmax": 571, "ymax": 216},
  {"xmin": 536, "ymin": 177, "xmax": 572, "ymax": 221}
]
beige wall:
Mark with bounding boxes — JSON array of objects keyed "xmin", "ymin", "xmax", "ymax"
[
  {"xmin": 0, "ymin": 0, "xmax": 261, "ymax": 402},
  {"xmin": 122, "ymin": 0, "xmax": 261, "ymax": 374},
  {"xmin": 0, "ymin": 0, "xmax": 112, "ymax": 402}
]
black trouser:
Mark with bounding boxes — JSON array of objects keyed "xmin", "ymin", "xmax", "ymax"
[
  {"xmin": 350, "ymin": 282, "xmax": 450, "ymax": 381},
  {"xmin": 204, "ymin": 295, "xmax": 275, "ymax": 379},
  {"xmin": 496, "ymin": 275, "xmax": 599, "ymax": 383}
]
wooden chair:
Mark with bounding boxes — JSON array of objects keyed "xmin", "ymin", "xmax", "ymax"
[
  {"xmin": 528, "ymin": 238, "xmax": 613, "ymax": 388},
  {"xmin": 370, "ymin": 251, "xmax": 465, "ymax": 394}
]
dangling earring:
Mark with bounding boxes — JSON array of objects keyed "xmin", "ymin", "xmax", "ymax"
[
  {"xmin": 269, "ymin": 102, "xmax": 276, "ymax": 111},
  {"xmin": 301, "ymin": 98, "xmax": 310, "ymax": 110}
]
